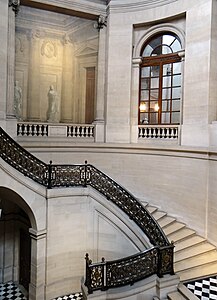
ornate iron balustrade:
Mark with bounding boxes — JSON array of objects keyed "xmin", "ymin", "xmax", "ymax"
[
  {"xmin": 0, "ymin": 127, "xmax": 48, "ymax": 186},
  {"xmin": 85, "ymin": 244, "xmax": 174, "ymax": 294},
  {"xmin": 0, "ymin": 126, "xmax": 174, "ymax": 293}
]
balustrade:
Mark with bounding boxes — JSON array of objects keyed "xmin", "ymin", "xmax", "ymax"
[{"xmin": 138, "ymin": 125, "xmax": 179, "ymax": 139}]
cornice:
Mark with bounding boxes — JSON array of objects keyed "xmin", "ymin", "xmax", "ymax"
[
  {"xmin": 107, "ymin": 0, "xmax": 178, "ymax": 14},
  {"xmin": 20, "ymin": 0, "xmax": 106, "ymax": 19}
]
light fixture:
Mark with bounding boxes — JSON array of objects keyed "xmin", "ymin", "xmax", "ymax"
[
  {"xmin": 154, "ymin": 103, "xmax": 159, "ymax": 111},
  {"xmin": 140, "ymin": 102, "xmax": 147, "ymax": 112}
]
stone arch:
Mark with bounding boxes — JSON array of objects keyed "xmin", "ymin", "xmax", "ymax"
[{"xmin": 133, "ymin": 23, "xmax": 185, "ymax": 58}]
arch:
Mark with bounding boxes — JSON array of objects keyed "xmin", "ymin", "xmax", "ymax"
[
  {"xmin": 134, "ymin": 23, "xmax": 185, "ymax": 58},
  {"xmin": 0, "ymin": 186, "xmax": 37, "ymax": 229}
]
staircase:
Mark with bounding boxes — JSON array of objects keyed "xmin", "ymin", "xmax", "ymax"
[{"xmin": 145, "ymin": 204, "xmax": 217, "ymax": 299}]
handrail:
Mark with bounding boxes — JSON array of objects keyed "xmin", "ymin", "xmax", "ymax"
[
  {"xmin": 0, "ymin": 126, "xmax": 174, "ymax": 292},
  {"xmin": 85, "ymin": 243, "xmax": 174, "ymax": 293}
]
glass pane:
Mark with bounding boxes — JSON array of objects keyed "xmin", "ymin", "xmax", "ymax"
[
  {"xmin": 162, "ymin": 45, "xmax": 172, "ymax": 55},
  {"xmin": 140, "ymin": 90, "xmax": 149, "ymax": 100},
  {"xmin": 162, "ymin": 76, "xmax": 172, "ymax": 88},
  {"xmin": 171, "ymin": 112, "xmax": 180, "ymax": 123},
  {"xmin": 171, "ymin": 39, "xmax": 182, "ymax": 52},
  {"xmin": 150, "ymin": 89, "xmax": 159, "ymax": 101},
  {"xmin": 150, "ymin": 77, "xmax": 159, "ymax": 89},
  {"xmin": 162, "ymin": 88, "xmax": 171, "ymax": 99},
  {"xmin": 141, "ymin": 78, "xmax": 149, "ymax": 89},
  {"xmin": 173, "ymin": 62, "xmax": 181, "ymax": 74},
  {"xmin": 149, "ymin": 112, "xmax": 158, "ymax": 124},
  {"xmin": 140, "ymin": 113, "xmax": 149, "ymax": 124},
  {"xmin": 172, "ymin": 99, "xmax": 180, "ymax": 111},
  {"xmin": 150, "ymin": 101, "xmax": 159, "ymax": 112},
  {"xmin": 163, "ymin": 35, "xmax": 175, "ymax": 46},
  {"xmin": 141, "ymin": 67, "xmax": 150, "ymax": 77},
  {"xmin": 142, "ymin": 45, "xmax": 153, "ymax": 57},
  {"xmin": 163, "ymin": 64, "xmax": 172, "ymax": 76},
  {"xmin": 172, "ymin": 87, "xmax": 181, "ymax": 98},
  {"xmin": 151, "ymin": 65, "xmax": 160, "ymax": 76},
  {"xmin": 161, "ymin": 112, "xmax": 170, "ymax": 124},
  {"xmin": 172, "ymin": 74, "xmax": 181, "ymax": 86},
  {"xmin": 162, "ymin": 100, "xmax": 170, "ymax": 112},
  {"xmin": 140, "ymin": 101, "xmax": 148, "ymax": 112}
]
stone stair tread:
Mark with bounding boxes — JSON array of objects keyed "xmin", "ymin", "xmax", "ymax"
[
  {"xmin": 175, "ymin": 242, "xmax": 216, "ymax": 262},
  {"xmin": 158, "ymin": 216, "xmax": 176, "ymax": 228},
  {"xmin": 152, "ymin": 210, "xmax": 167, "ymax": 220},
  {"xmin": 175, "ymin": 250, "xmax": 217, "ymax": 272},
  {"xmin": 163, "ymin": 222, "xmax": 186, "ymax": 235},
  {"xmin": 178, "ymin": 284, "xmax": 199, "ymax": 300},
  {"xmin": 168, "ymin": 228, "xmax": 195, "ymax": 243},
  {"xmin": 167, "ymin": 291, "xmax": 187, "ymax": 300},
  {"xmin": 146, "ymin": 205, "xmax": 158, "ymax": 214},
  {"xmin": 178, "ymin": 261, "xmax": 217, "ymax": 281},
  {"xmin": 174, "ymin": 236, "xmax": 206, "ymax": 252}
]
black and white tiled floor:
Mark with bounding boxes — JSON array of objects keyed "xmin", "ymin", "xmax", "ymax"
[
  {"xmin": 0, "ymin": 282, "xmax": 82, "ymax": 300},
  {"xmin": 185, "ymin": 275, "xmax": 217, "ymax": 300},
  {"xmin": 0, "ymin": 282, "xmax": 27, "ymax": 300},
  {"xmin": 52, "ymin": 292, "xmax": 83, "ymax": 300}
]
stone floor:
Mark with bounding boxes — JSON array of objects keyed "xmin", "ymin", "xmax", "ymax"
[
  {"xmin": 185, "ymin": 275, "xmax": 217, "ymax": 300},
  {"xmin": 1, "ymin": 276, "xmax": 217, "ymax": 300}
]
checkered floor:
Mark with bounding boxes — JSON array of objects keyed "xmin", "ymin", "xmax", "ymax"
[
  {"xmin": 52, "ymin": 292, "xmax": 83, "ymax": 300},
  {"xmin": 0, "ymin": 282, "xmax": 27, "ymax": 300},
  {"xmin": 185, "ymin": 275, "xmax": 217, "ymax": 300}
]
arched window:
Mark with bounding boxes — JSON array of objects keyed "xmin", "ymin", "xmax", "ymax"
[{"xmin": 139, "ymin": 33, "xmax": 182, "ymax": 125}]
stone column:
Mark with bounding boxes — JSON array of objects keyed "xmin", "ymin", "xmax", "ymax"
[
  {"xmin": 7, "ymin": 0, "xmax": 19, "ymax": 118},
  {"xmin": 0, "ymin": 0, "xmax": 9, "ymax": 128},
  {"xmin": 61, "ymin": 35, "xmax": 74, "ymax": 123},
  {"xmin": 29, "ymin": 228, "xmax": 46, "ymax": 300},
  {"xmin": 94, "ymin": 27, "xmax": 106, "ymax": 142},
  {"xmin": 130, "ymin": 57, "xmax": 142, "ymax": 143},
  {"xmin": 27, "ymin": 30, "xmax": 41, "ymax": 121}
]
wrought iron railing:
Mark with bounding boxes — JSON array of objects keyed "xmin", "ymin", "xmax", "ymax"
[
  {"xmin": 85, "ymin": 243, "xmax": 174, "ymax": 293},
  {"xmin": 0, "ymin": 126, "xmax": 174, "ymax": 292}
]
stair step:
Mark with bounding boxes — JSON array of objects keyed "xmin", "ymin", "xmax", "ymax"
[
  {"xmin": 158, "ymin": 216, "xmax": 176, "ymax": 228},
  {"xmin": 175, "ymin": 250, "xmax": 217, "ymax": 272},
  {"xmin": 168, "ymin": 228, "xmax": 195, "ymax": 243},
  {"xmin": 178, "ymin": 284, "xmax": 199, "ymax": 300},
  {"xmin": 175, "ymin": 242, "xmax": 216, "ymax": 262},
  {"xmin": 152, "ymin": 210, "xmax": 167, "ymax": 220},
  {"xmin": 163, "ymin": 222, "xmax": 186, "ymax": 235},
  {"xmin": 178, "ymin": 261, "xmax": 217, "ymax": 282},
  {"xmin": 167, "ymin": 291, "xmax": 186, "ymax": 300},
  {"xmin": 146, "ymin": 205, "xmax": 158, "ymax": 214},
  {"xmin": 174, "ymin": 235, "xmax": 206, "ymax": 252}
]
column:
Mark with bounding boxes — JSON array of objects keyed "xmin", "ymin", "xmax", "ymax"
[
  {"xmin": 61, "ymin": 35, "xmax": 74, "ymax": 122},
  {"xmin": 94, "ymin": 27, "xmax": 106, "ymax": 142},
  {"xmin": 0, "ymin": 0, "xmax": 9, "ymax": 128},
  {"xmin": 7, "ymin": 0, "xmax": 18, "ymax": 118},
  {"xmin": 27, "ymin": 30, "xmax": 41, "ymax": 121},
  {"xmin": 29, "ymin": 228, "xmax": 46, "ymax": 300},
  {"xmin": 130, "ymin": 57, "xmax": 142, "ymax": 143}
]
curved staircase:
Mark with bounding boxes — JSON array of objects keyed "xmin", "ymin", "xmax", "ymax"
[{"xmin": 145, "ymin": 204, "xmax": 217, "ymax": 299}]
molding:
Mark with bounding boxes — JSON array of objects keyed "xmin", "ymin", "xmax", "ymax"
[
  {"xmin": 9, "ymin": 0, "xmax": 20, "ymax": 15},
  {"xmin": 108, "ymin": 0, "xmax": 178, "ymax": 13}
]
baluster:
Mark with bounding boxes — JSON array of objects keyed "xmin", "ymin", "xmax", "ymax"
[
  {"xmin": 18, "ymin": 124, "xmax": 22, "ymax": 136},
  {"xmin": 171, "ymin": 128, "xmax": 175, "ymax": 139},
  {"xmin": 38, "ymin": 125, "xmax": 42, "ymax": 136},
  {"xmin": 32, "ymin": 124, "xmax": 36, "ymax": 136},
  {"xmin": 23, "ymin": 124, "xmax": 28, "ymax": 136}
]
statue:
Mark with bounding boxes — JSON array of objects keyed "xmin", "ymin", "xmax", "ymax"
[
  {"xmin": 14, "ymin": 80, "xmax": 22, "ymax": 120},
  {"xmin": 47, "ymin": 85, "xmax": 59, "ymax": 122}
]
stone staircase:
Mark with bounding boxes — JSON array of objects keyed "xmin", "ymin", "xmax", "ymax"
[{"xmin": 145, "ymin": 204, "xmax": 217, "ymax": 299}]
